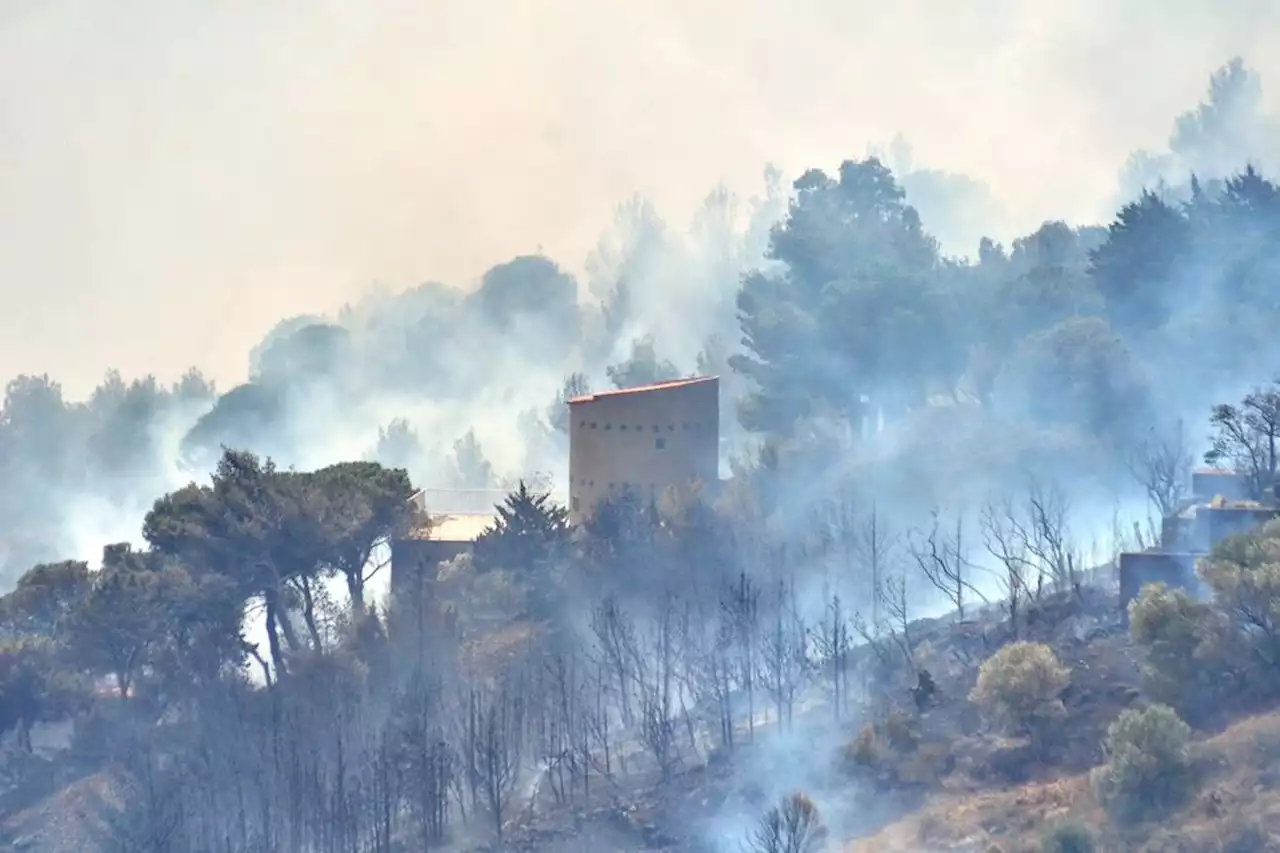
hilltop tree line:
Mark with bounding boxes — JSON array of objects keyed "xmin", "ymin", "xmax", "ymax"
[
  {"xmin": 0, "ymin": 57, "xmax": 1276, "ymax": 583},
  {"xmin": 0, "ymin": 56, "xmax": 1278, "ymax": 850},
  {"xmin": 0, "ymin": 354, "xmax": 1270, "ymax": 850},
  {"xmin": 2, "ymin": 366, "xmax": 1278, "ymax": 850},
  {"xmin": 0, "ymin": 437, "xmax": 1093, "ymax": 850}
]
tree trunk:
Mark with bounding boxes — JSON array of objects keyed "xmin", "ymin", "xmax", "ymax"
[
  {"xmin": 264, "ymin": 592, "xmax": 287, "ymax": 676},
  {"xmin": 275, "ymin": 599, "xmax": 303, "ymax": 653},
  {"xmin": 347, "ymin": 569, "xmax": 365, "ymax": 616},
  {"xmin": 296, "ymin": 578, "xmax": 323, "ymax": 651}
]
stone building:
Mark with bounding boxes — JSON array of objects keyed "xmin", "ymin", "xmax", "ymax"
[
  {"xmin": 388, "ymin": 376, "xmax": 721, "ymax": 600},
  {"xmin": 1118, "ymin": 470, "xmax": 1280, "ymax": 619},
  {"xmin": 1192, "ymin": 466, "xmax": 1250, "ymax": 502},
  {"xmin": 388, "ymin": 488, "xmax": 503, "ymax": 595},
  {"xmin": 566, "ymin": 376, "xmax": 720, "ymax": 522}
]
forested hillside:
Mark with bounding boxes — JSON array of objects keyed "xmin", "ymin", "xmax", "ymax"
[{"xmin": 2, "ymin": 55, "xmax": 1280, "ymax": 853}]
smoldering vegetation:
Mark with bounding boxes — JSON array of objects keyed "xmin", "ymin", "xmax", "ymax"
[{"xmin": 0, "ymin": 56, "xmax": 1279, "ymax": 853}]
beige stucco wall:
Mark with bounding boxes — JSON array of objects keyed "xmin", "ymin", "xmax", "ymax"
[{"xmin": 567, "ymin": 377, "xmax": 719, "ymax": 522}]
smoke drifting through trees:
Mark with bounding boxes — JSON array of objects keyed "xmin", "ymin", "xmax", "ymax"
[
  {"xmin": 0, "ymin": 52, "xmax": 1279, "ymax": 852},
  {"xmin": 0, "ymin": 54, "xmax": 1277, "ymax": 585}
]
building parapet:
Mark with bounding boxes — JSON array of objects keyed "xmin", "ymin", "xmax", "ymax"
[
  {"xmin": 409, "ymin": 486, "xmax": 568, "ymax": 516},
  {"xmin": 1118, "ymin": 550, "xmax": 1205, "ymax": 620}
]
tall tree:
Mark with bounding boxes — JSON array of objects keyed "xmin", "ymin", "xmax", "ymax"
[
  {"xmin": 310, "ymin": 461, "xmax": 417, "ymax": 614},
  {"xmin": 0, "ymin": 560, "xmax": 92, "ymax": 637},
  {"xmin": 1089, "ymin": 191, "xmax": 1190, "ymax": 336},
  {"xmin": 548, "ymin": 373, "xmax": 591, "ymax": 435},
  {"xmin": 370, "ymin": 417, "xmax": 425, "ymax": 474},
  {"xmin": 993, "ymin": 316, "xmax": 1151, "ymax": 443},
  {"xmin": 472, "ymin": 481, "xmax": 570, "ymax": 574},
  {"xmin": 446, "ymin": 430, "xmax": 496, "ymax": 490},
  {"xmin": 732, "ymin": 158, "xmax": 945, "ymax": 436},
  {"xmin": 143, "ymin": 450, "xmax": 314, "ymax": 677},
  {"xmin": 1205, "ymin": 380, "xmax": 1280, "ymax": 499},
  {"xmin": 606, "ymin": 337, "xmax": 682, "ymax": 390},
  {"xmin": 65, "ymin": 562, "xmax": 173, "ymax": 698}
]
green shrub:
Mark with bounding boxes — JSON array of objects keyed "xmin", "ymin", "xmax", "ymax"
[
  {"xmin": 969, "ymin": 641, "xmax": 1070, "ymax": 752},
  {"xmin": 1041, "ymin": 820, "xmax": 1095, "ymax": 853},
  {"xmin": 1091, "ymin": 703, "xmax": 1195, "ymax": 823},
  {"xmin": 1128, "ymin": 582, "xmax": 1236, "ymax": 720}
]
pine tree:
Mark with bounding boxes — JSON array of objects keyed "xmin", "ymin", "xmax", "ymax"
[{"xmin": 472, "ymin": 481, "xmax": 569, "ymax": 573}]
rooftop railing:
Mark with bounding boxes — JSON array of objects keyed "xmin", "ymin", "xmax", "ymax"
[{"xmin": 409, "ymin": 486, "xmax": 568, "ymax": 516}]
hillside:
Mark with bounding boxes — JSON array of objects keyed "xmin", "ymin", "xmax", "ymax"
[
  {"xmin": 849, "ymin": 711, "xmax": 1280, "ymax": 853},
  {"xmin": 4, "ymin": 542, "xmax": 1279, "ymax": 853},
  {"xmin": 475, "ymin": 542, "xmax": 1280, "ymax": 853}
]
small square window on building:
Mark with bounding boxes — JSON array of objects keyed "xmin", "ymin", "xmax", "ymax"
[
  {"xmin": 655, "ymin": 437, "xmax": 667, "ymax": 450},
  {"xmin": 620, "ymin": 424, "xmax": 628, "ymax": 431},
  {"xmin": 590, "ymin": 422, "xmax": 598, "ymax": 428},
  {"xmin": 604, "ymin": 424, "xmax": 612, "ymax": 430},
  {"xmin": 572, "ymin": 496, "xmax": 580, "ymax": 511}
]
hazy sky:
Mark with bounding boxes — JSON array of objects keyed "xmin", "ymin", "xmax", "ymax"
[{"xmin": 1, "ymin": 0, "xmax": 1276, "ymax": 395}]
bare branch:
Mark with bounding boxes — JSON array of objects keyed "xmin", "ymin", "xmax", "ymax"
[
  {"xmin": 1126, "ymin": 418, "xmax": 1193, "ymax": 517},
  {"xmin": 907, "ymin": 509, "xmax": 988, "ymax": 621},
  {"xmin": 980, "ymin": 495, "xmax": 1032, "ymax": 639}
]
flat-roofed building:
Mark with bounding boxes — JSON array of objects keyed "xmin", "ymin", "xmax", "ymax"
[
  {"xmin": 567, "ymin": 376, "xmax": 719, "ymax": 522},
  {"xmin": 1192, "ymin": 467, "xmax": 1249, "ymax": 502},
  {"xmin": 389, "ymin": 488, "xmax": 502, "ymax": 594},
  {"xmin": 1119, "ymin": 497, "xmax": 1280, "ymax": 619}
]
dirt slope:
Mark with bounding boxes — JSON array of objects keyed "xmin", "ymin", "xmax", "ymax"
[{"xmin": 846, "ymin": 711, "xmax": 1280, "ymax": 853}]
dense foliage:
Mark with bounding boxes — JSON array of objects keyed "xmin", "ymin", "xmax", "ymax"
[{"xmin": 1, "ymin": 58, "xmax": 1277, "ymax": 584}]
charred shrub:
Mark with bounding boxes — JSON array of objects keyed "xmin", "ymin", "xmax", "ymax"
[
  {"xmin": 847, "ymin": 723, "xmax": 880, "ymax": 767},
  {"xmin": 843, "ymin": 710, "xmax": 950, "ymax": 787},
  {"xmin": 884, "ymin": 709, "xmax": 920, "ymax": 752}
]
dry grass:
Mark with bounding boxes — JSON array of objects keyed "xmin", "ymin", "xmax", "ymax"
[
  {"xmin": 459, "ymin": 618, "xmax": 541, "ymax": 678},
  {"xmin": 846, "ymin": 710, "xmax": 1280, "ymax": 853},
  {"xmin": 847, "ymin": 776, "xmax": 1095, "ymax": 853}
]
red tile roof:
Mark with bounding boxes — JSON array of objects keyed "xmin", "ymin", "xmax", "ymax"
[{"xmin": 567, "ymin": 375, "xmax": 717, "ymax": 405}]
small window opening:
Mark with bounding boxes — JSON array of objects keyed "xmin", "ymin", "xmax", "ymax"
[{"xmin": 655, "ymin": 437, "xmax": 667, "ymax": 450}]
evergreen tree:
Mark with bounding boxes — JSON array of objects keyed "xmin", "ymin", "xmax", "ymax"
[{"xmin": 472, "ymin": 481, "xmax": 570, "ymax": 573}]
